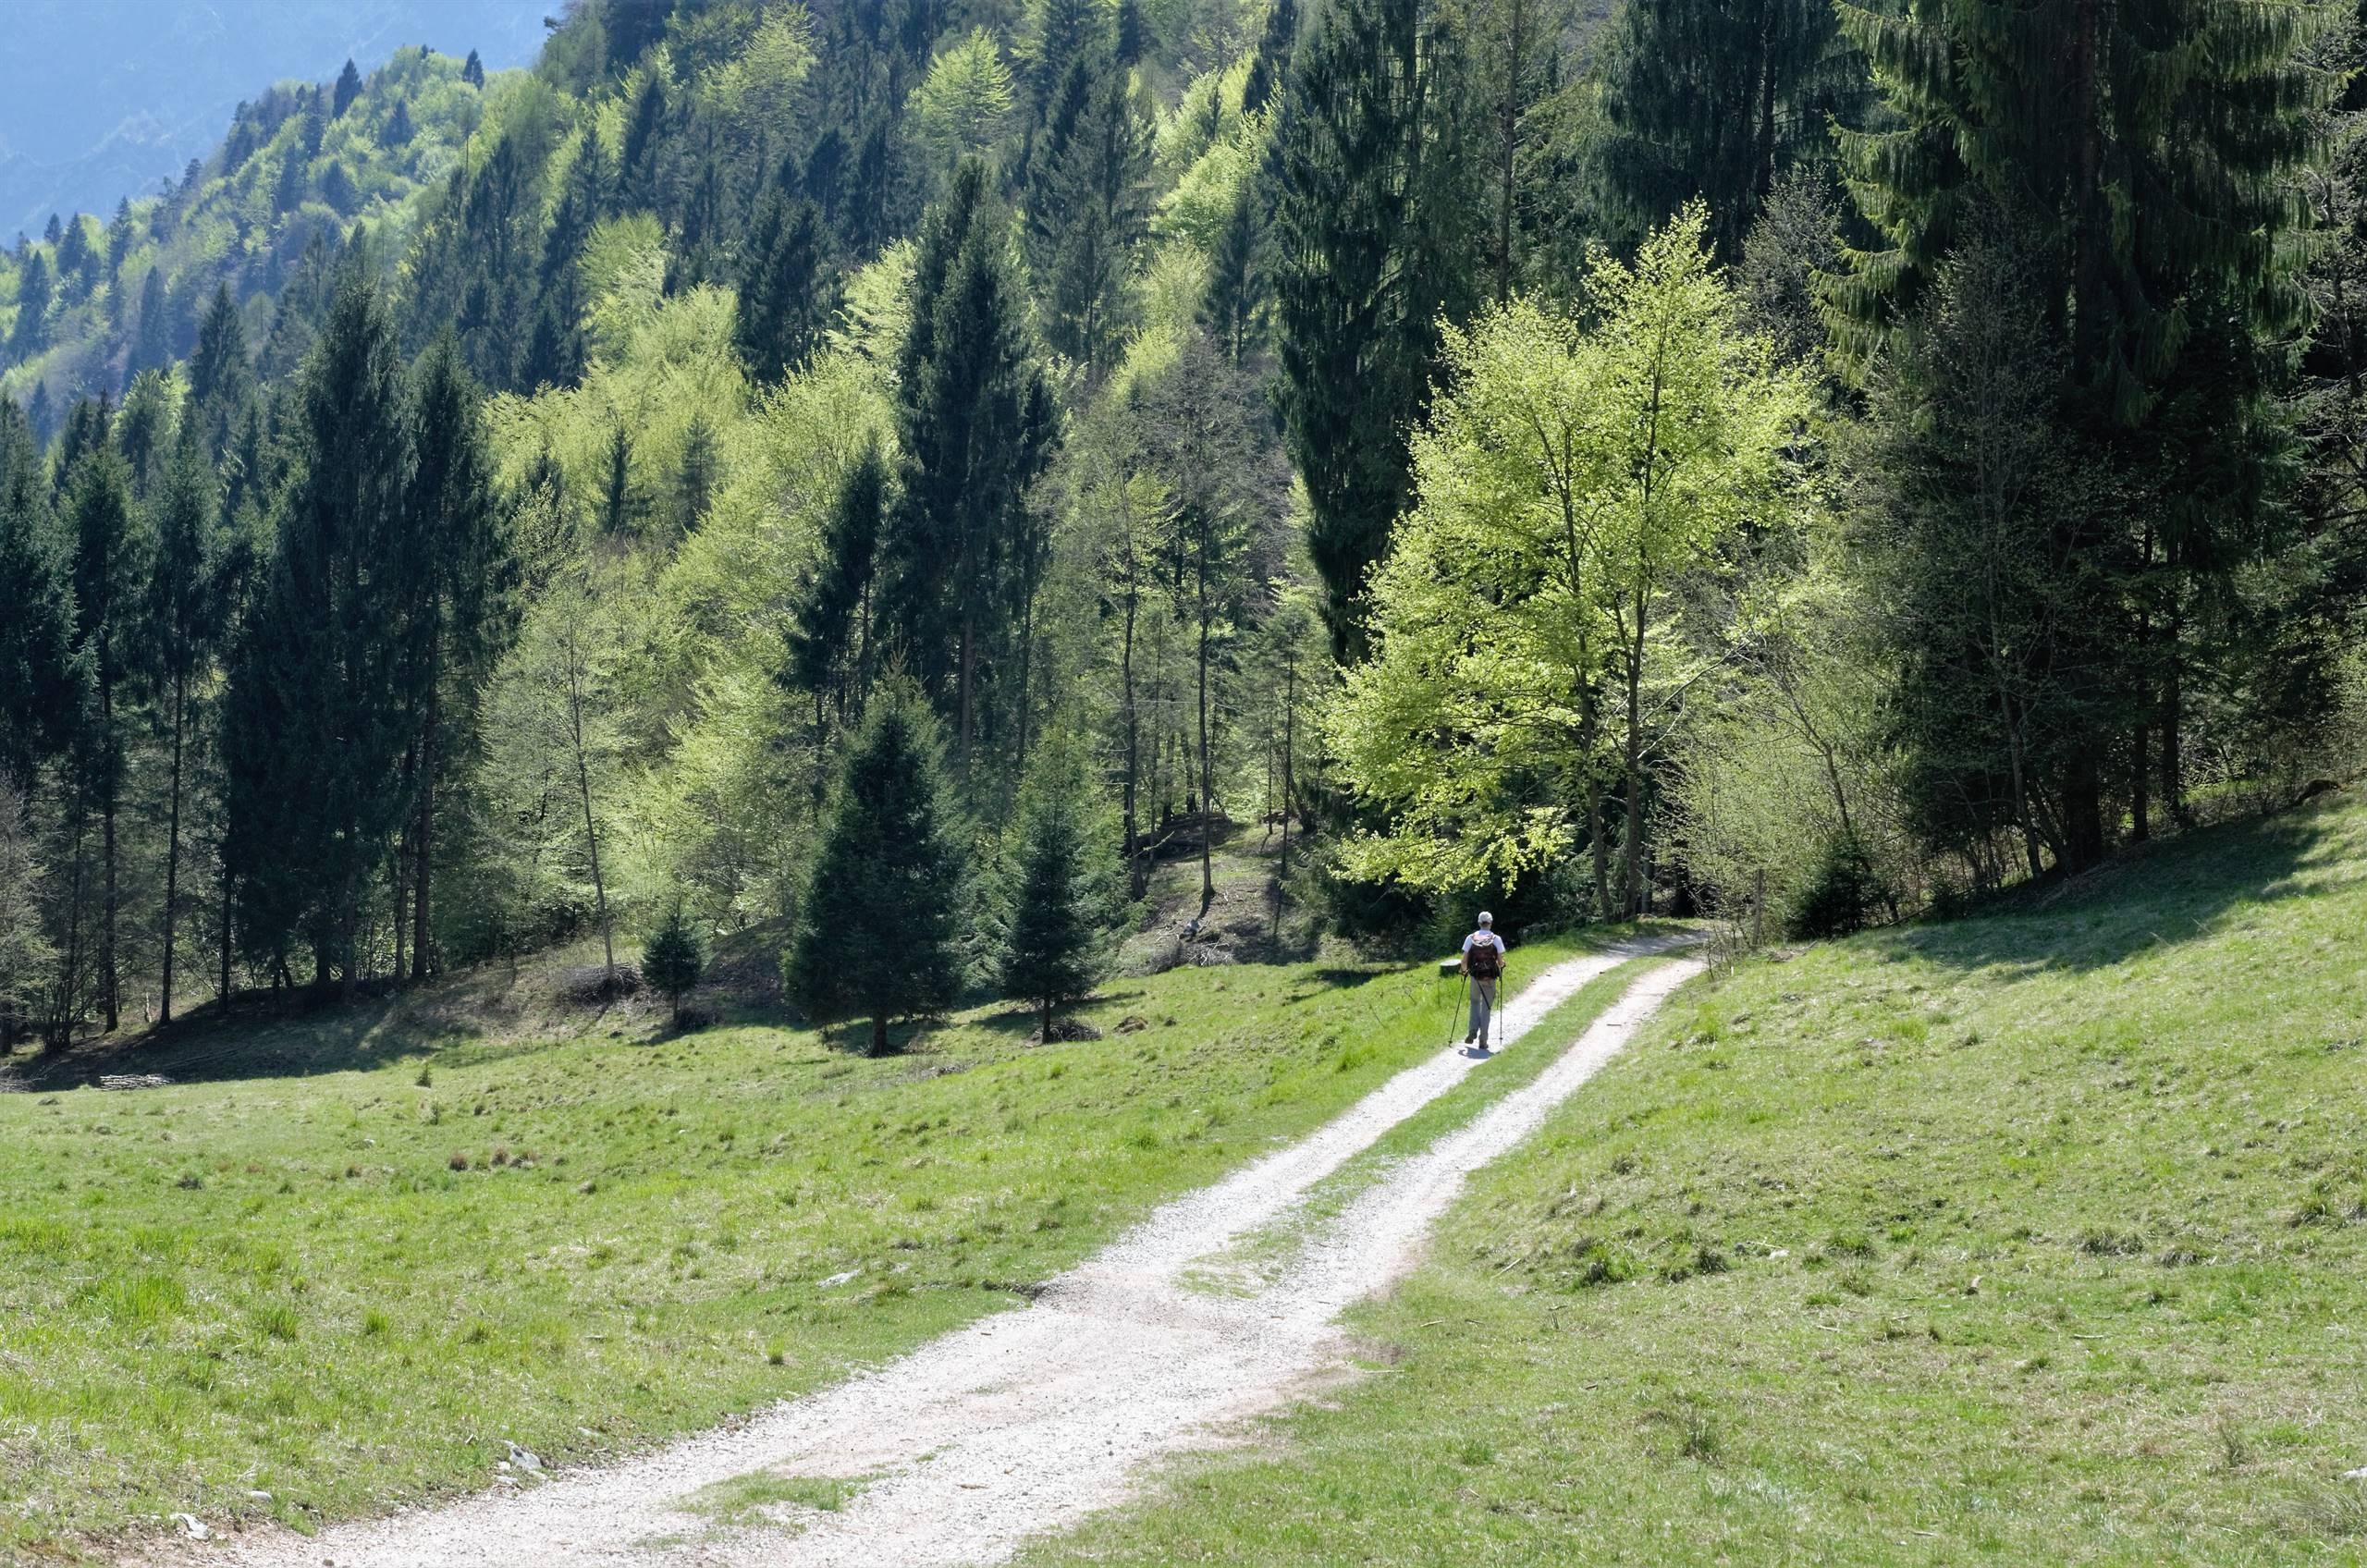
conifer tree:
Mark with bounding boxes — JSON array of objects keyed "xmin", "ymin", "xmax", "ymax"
[
  {"xmin": 1028, "ymin": 55, "xmax": 1154, "ymax": 375},
  {"xmin": 1199, "ymin": 180, "xmax": 1266, "ymax": 361},
  {"xmin": 188, "ymin": 284, "xmax": 253, "ymax": 459},
  {"xmin": 134, "ymin": 265, "xmax": 172, "ymax": 374},
  {"xmin": 0, "ymin": 400, "xmax": 78, "ymax": 789},
  {"xmin": 642, "ymin": 907, "xmax": 705, "ymax": 1026},
  {"xmin": 883, "ymin": 160, "xmax": 1059, "ymax": 771},
  {"xmin": 461, "ymin": 49, "xmax": 485, "ymax": 89},
  {"xmin": 1269, "ymin": 0, "xmax": 1478, "ymax": 658},
  {"xmin": 333, "ymin": 59, "xmax": 364, "ymax": 119},
  {"xmin": 1116, "ymin": 0, "xmax": 1147, "ymax": 65},
  {"xmin": 1025, "ymin": 0, "xmax": 1104, "ymax": 124},
  {"xmin": 225, "ymin": 276, "xmax": 417, "ymax": 998},
  {"xmin": 141, "ymin": 423, "xmax": 230, "ymax": 1023},
  {"xmin": 397, "ymin": 337, "xmax": 508, "ymax": 981},
  {"xmin": 786, "ymin": 691, "xmax": 964, "ymax": 1056},
  {"xmin": 388, "ymin": 100, "xmax": 415, "ymax": 147},
  {"xmin": 1243, "ymin": 0, "xmax": 1300, "ymax": 114},
  {"xmin": 997, "ymin": 736, "xmax": 1111, "ymax": 1040},
  {"xmin": 1828, "ymin": 0, "xmax": 2331, "ymax": 865},
  {"xmin": 65, "ymin": 435, "xmax": 145, "ymax": 1031},
  {"xmin": 10, "ymin": 251, "xmax": 51, "ymax": 358},
  {"xmin": 1596, "ymin": 0, "xmax": 1862, "ymax": 259},
  {"xmin": 734, "ymin": 190, "xmax": 836, "ymax": 384},
  {"xmin": 787, "ymin": 439, "xmax": 889, "ymax": 800}
]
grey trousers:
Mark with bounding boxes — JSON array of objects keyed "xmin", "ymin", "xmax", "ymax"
[{"xmin": 1467, "ymin": 976, "xmax": 1498, "ymax": 1041}]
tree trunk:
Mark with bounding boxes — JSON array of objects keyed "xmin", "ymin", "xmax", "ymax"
[
  {"xmin": 1588, "ymin": 778, "xmax": 1611, "ymax": 922},
  {"xmin": 412, "ymin": 669, "xmax": 439, "ymax": 981},
  {"xmin": 1279, "ymin": 657, "xmax": 1296, "ymax": 879},
  {"xmin": 160, "ymin": 670, "xmax": 187, "ymax": 1024},
  {"xmin": 1122, "ymin": 573, "xmax": 1142, "ymax": 898},
  {"xmin": 100, "ymin": 678, "xmax": 117, "ymax": 1032},
  {"xmin": 1620, "ymin": 600, "xmax": 1647, "ymax": 917},
  {"xmin": 870, "ymin": 1013, "xmax": 889, "ymax": 1057},
  {"xmin": 2130, "ymin": 724, "xmax": 2151, "ymax": 843},
  {"xmin": 958, "ymin": 612, "xmax": 976, "ymax": 776},
  {"xmin": 1041, "ymin": 998, "xmax": 1053, "ymax": 1043},
  {"xmin": 2162, "ymin": 616, "xmax": 2187, "ymax": 825},
  {"xmin": 2062, "ymin": 753, "xmax": 2107, "ymax": 872},
  {"xmin": 219, "ymin": 851, "xmax": 233, "ymax": 1012},
  {"xmin": 1196, "ymin": 589, "xmax": 1215, "ymax": 915},
  {"xmin": 565, "ymin": 631, "xmax": 616, "ymax": 983}
]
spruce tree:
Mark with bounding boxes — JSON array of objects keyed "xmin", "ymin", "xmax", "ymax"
[
  {"xmin": 1025, "ymin": 0, "xmax": 1105, "ymax": 125},
  {"xmin": 461, "ymin": 49, "xmax": 485, "ymax": 89},
  {"xmin": 1027, "ymin": 56, "xmax": 1154, "ymax": 374},
  {"xmin": 786, "ymin": 691, "xmax": 964, "ymax": 1057},
  {"xmin": 9, "ymin": 251, "xmax": 50, "ymax": 358},
  {"xmin": 643, "ymin": 907, "xmax": 706, "ymax": 1026},
  {"xmin": 1269, "ymin": 0, "xmax": 1478, "ymax": 658},
  {"xmin": 734, "ymin": 190, "xmax": 836, "ymax": 384},
  {"xmin": 883, "ymin": 161, "xmax": 1059, "ymax": 770},
  {"xmin": 225, "ymin": 276, "xmax": 417, "ymax": 997},
  {"xmin": 787, "ymin": 439, "xmax": 889, "ymax": 802},
  {"xmin": 188, "ymin": 284, "xmax": 253, "ymax": 459},
  {"xmin": 1243, "ymin": 0, "xmax": 1300, "ymax": 114},
  {"xmin": 0, "ymin": 400, "xmax": 79, "ymax": 789},
  {"xmin": 1596, "ymin": 0, "xmax": 1864, "ymax": 259},
  {"xmin": 997, "ymin": 738, "xmax": 1110, "ymax": 1041},
  {"xmin": 333, "ymin": 59, "xmax": 364, "ymax": 119},
  {"xmin": 1199, "ymin": 180, "xmax": 1266, "ymax": 361},
  {"xmin": 141, "ymin": 423, "xmax": 230, "ymax": 1023},
  {"xmin": 65, "ymin": 435, "xmax": 145, "ymax": 1031},
  {"xmin": 396, "ymin": 336, "xmax": 508, "ymax": 980},
  {"xmin": 134, "ymin": 265, "xmax": 172, "ymax": 374},
  {"xmin": 1829, "ymin": 0, "xmax": 2331, "ymax": 865}
]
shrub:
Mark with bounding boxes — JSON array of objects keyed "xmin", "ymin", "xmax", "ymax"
[
  {"xmin": 1791, "ymin": 831, "xmax": 1886, "ymax": 938},
  {"xmin": 643, "ymin": 907, "xmax": 707, "ymax": 1027}
]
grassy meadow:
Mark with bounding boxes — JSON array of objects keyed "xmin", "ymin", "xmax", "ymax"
[
  {"xmin": 1023, "ymin": 797, "xmax": 2367, "ymax": 1566},
  {"xmin": 0, "ymin": 934, "xmax": 1602, "ymax": 1554}
]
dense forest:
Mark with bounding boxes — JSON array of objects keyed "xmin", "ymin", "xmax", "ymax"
[{"xmin": 3, "ymin": 0, "xmax": 2364, "ymax": 1050}]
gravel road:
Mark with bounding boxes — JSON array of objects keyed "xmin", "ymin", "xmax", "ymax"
[{"xmin": 202, "ymin": 939, "xmax": 1699, "ymax": 1568}]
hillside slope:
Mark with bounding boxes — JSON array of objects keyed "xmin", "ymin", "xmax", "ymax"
[{"xmin": 1022, "ymin": 792, "xmax": 2367, "ymax": 1565}]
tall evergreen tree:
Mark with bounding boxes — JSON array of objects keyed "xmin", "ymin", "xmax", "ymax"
[
  {"xmin": 141, "ymin": 423, "xmax": 230, "ymax": 1023},
  {"xmin": 0, "ymin": 400, "xmax": 79, "ymax": 790},
  {"xmin": 64, "ymin": 435, "xmax": 146, "ymax": 1031},
  {"xmin": 461, "ymin": 49, "xmax": 485, "ymax": 89},
  {"xmin": 1269, "ymin": 0, "xmax": 1479, "ymax": 658},
  {"xmin": 188, "ymin": 284, "xmax": 254, "ymax": 459},
  {"xmin": 1829, "ymin": 0, "xmax": 2332, "ymax": 865},
  {"xmin": 1028, "ymin": 55, "xmax": 1155, "ymax": 375},
  {"xmin": 224, "ymin": 276, "xmax": 417, "ymax": 998},
  {"xmin": 1243, "ymin": 0, "xmax": 1301, "ymax": 114},
  {"xmin": 1199, "ymin": 180, "xmax": 1267, "ymax": 361},
  {"xmin": 785, "ymin": 691, "xmax": 964, "ymax": 1056},
  {"xmin": 1596, "ymin": 0, "xmax": 1863, "ymax": 260},
  {"xmin": 786, "ymin": 439, "xmax": 889, "ymax": 802},
  {"xmin": 134, "ymin": 266, "xmax": 172, "ymax": 376},
  {"xmin": 332, "ymin": 58, "xmax": 364, "ymax": 119},
  {"xmin": 10, "ymin": 251, "xmax": 51, "ymax": 358},
  {"xmin": 734, "ymin": 189, "xmax": 837, "ymax": 384},
  {"xmin": 883, "ymin": 161, "xmax": 1060, "ymax": 771},
  {"xmin": 397, "ymin": 337, "xmax": 509, "ymax": 981}
]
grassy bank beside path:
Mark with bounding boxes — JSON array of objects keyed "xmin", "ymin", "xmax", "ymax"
[
  {"xmin": 1022, "ymin": 799, "xmax": 2367, "ymax": 1566},
  {"xmin": 0, "ymin": 932, "xmax": 1607, "ymax": 1555}
]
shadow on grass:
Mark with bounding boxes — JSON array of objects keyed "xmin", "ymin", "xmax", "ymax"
[{"xmin": 1868, "ymin": 798, "xmax": 2365, "ymax": 977}]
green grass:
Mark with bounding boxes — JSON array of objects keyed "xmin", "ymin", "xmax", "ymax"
[
  {"xmin": 681, "ymin": 1468, "xmax": 872, "ymax": 1527},
  {"xmin": 1020, "ymin": 799, "xmax": 2367, "ymax": 1566},
  {"xmin": 0, "ymin": 931, "xmax": 1613, "ymax": 1555}
]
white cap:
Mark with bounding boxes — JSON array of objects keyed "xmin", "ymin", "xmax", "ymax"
[{"xmin": 1478, "ymin": 911, "xmax": 1493, "ymax": 926}]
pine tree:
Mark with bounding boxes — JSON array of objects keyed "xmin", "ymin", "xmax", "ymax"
[
  {"xmin": 225, "ymin": 276, "xmax": 418, "ymax": 998},
  {"xmin": 598, "ymin": 422, "xmax": 641, "ymax": 535},
  {"xmin": 1597, "ymin": 0, "xmax": 1865, "ymax": 259},
  {"xmin": 1025, "ymin": 0, "xmax": 1105, "ymax": 125},
  {"xmin": 333, "ymin": 58, "xmax": 364, "ymax": 118},
  {"xmin": 461, "ymin": 49, "xmax": 485, "ymax": 89},
  {"xmin": 1115, "ymin": 0, "xmax": 1147, "ymax": 65},
  {"xmin": 785, "ymin": 691, "xmax": 964, "ymax": 1056},
  {"xmin": 883, "ymin": 161, "xmax": 1059, "ymax": 771},
  {"xmin": 388, "ymin": 100, "xmax": 416, "ymax": 147},
  {"xmin": 997, "ymin": 736, "xmax": 1110, "ymax": 1040},
  {"xmin": 673, "ymin": 412, "xmax": 718, "ymax": 535},
  {"xmin": 642, "ymin": 906, "xmax": 706, "ymax": 1026},
  {"xmin": 733, "ymin": 190, "xmax": 836, "ymax": 384},
  {"xmin": 1269, "ymin": 0, "xmax": 1478, "ymax": 658},
  {"xmin": 141, "ymin": 423, "xmax": 230, "ymax": 1023}
]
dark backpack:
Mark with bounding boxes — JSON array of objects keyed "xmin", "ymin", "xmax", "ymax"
[{"xmin": 1465, "ymin": 937, "xmax": 1502, "ymax": 979}]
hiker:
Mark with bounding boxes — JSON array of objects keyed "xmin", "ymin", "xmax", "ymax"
[{"xmin": 1461, "ymin": 912, "xmax": 1506, "ymax": 1046}]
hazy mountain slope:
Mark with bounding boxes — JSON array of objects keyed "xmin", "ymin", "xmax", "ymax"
[{"xmin": 0, "ymin": 1, "xmax": 547, "ymax": 235}]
